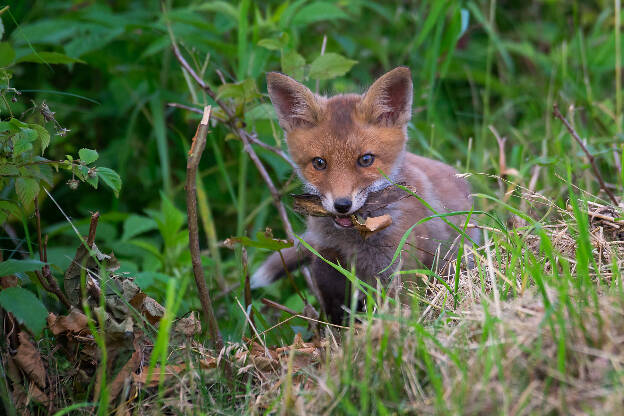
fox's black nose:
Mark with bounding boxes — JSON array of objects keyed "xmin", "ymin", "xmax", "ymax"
[{"xmin": 334, "ymin": 198, "xmax": 352, "ymax": 214}]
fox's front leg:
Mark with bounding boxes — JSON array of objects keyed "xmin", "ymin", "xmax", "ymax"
[{"xmin": 250, "ymin": 242, "xmax": 311, "ymax": 288}]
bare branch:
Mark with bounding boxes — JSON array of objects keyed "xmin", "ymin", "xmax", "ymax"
[
  {"xmin": 553, "ymin": 104, "xmax": 619, "ymax": 205},
  {"xmin": 185, "ymin": 106, "xmax": 224, "ymax": 353},
  {"xmin": 33, "ymin": 196, "xmax": 72, "ymax": 308}
]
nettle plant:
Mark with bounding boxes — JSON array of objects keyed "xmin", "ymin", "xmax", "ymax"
[
  {"xmin": 0, "ymin": 57, "xmax": 121, "ymax": 225},
  {"xmin": 0, "ymin": 37, "xmax": 121, "ymax": 334}
]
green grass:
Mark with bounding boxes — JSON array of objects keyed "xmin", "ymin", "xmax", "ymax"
[{"xmin": 2, "ymin": 0, "xmax": 624, "ymax": 414}]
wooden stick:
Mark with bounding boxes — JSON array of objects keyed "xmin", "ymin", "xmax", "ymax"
[
  {"xmin": 185, "ymin": 106, "xmax": 224, "ymax": 352},
  {"xmin": 553, "ymin": 103, "xmax": 619, "ymax": 205},
  {"xmin": 33, "ymin": 196, "xmax": 72, "ymax": 308}
]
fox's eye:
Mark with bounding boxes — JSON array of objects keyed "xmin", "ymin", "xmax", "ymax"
[
  {"xmin": 312, "ymin": 157, "xmax": 327, "ymax": 170},
  {"xmin": 358, "ymin": 154, "xmax": 375, "ymax": 167}
]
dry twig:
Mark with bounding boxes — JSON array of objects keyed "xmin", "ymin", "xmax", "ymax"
[
  {"xmin": 553, "ymin": 103, "xmax": 619, "ymax": 205},
  {"xmin": 33, "ymin": 196, "xmax": 71, "ymax": 308},
  {"xmin": 185, "ymin": 106, "xmax": 224, "ymax": 353}
]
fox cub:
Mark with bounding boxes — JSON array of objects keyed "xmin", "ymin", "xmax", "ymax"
[{"xmin": 252, "ymin": 67, "xmax": 479, "ymax": 322}]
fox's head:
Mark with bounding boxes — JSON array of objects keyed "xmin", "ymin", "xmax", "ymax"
[{"xmin": 266, "ymin": 67, "xmax": 413, "ymax": 227}]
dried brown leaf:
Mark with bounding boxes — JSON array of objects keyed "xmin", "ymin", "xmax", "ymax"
[
  {"xmin": 47, "ymin": 308, "xmax": 88, "ymax": 336},
  {"xmin": 14, "ymin": 332, "xmax": 46, "ymax": 389}
]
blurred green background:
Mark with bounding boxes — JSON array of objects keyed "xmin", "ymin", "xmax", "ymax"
[{"xmin": 2, "ymin": 0, "xmax": 622, "ymax": 341}]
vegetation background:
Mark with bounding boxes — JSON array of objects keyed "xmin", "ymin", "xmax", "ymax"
[{"xmin": 1, "ymin": 0, "xmax": 624, "ymax": 414}]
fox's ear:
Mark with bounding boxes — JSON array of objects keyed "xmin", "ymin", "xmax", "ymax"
[
  {"xmin": 359, "ymin": 67, "xmax": 413, "ymax": 126},
  {"xmin": 266, "ymin": 72, "xmax": 323, "ymax": 131}
]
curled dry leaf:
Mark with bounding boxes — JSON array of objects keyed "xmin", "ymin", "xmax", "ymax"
[
  {"xmin": 14, "ymin": 332, "xmax": 47, "ymax": 389},
  {"xmin": 47, "ymin": 308, "xmax": 88, "ymax": 336},
  {"xmin": 351, "ymin": 214, "xmax": 393, "ymax": 239},
  {"xmin": 173, "ymin": 312, "xmax": 202, "ymax": 336}
]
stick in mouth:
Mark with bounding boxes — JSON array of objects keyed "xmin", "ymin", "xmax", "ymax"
[{"xmin": 291, "ymin": 183, "xmax": 415, "ymax": 238}]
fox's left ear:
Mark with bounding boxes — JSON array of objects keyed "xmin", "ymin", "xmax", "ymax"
[{"xmin": 359, "ymin": 67, "xmax": 413, "ymax": 126}]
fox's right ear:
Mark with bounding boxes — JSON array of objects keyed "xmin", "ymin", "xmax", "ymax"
[{"xmin": 266, "ymin": 72, "xmax": 323, "ymax": 131}]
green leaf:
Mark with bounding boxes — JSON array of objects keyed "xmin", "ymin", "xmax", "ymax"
[
  {"xmin": 30, "ymin": 124, "xmax": 50, "ymax": 153},
  {"xmin": 96, "ymin": 167, "xmax": 122, "ymax": 197},
  {"xmin": 16, "ymin": 52, "xmax": 86, "ymax": 65},
  {"xmin": 227, "ymin": 230, "xmax": 293, "ymax": 251},
  {"xmin": 258, "ymin": 32, "xmax": 289, "ymax": 51},
  {"xmin": 0, "ymin": 259, "xmax": 46, "ymax": 276},
  {"xmin": 309, "ymin": 53, "xmax": 357, "ymax": 80},
  {"xmin": 292, "ymin": 2, "xmax": 348, "ymax": 27},
  {"xmin": 0, "ymin": 200, "xmax": 20, "ymax": 224},
  {"xmin": 195, "ymin": 1, "xmax": 239, "ymax": 20},
  {"xmin": 216, "ymin": 78, "xmax": 260, "ymax": 102},
  {"xmin": 281, "ymin": 49, "xmax": 305, "ymax": 81},
  {"xmin": 78, "ymin": 148, "xmax": 99, "ymax": 164},
  {"xmin": 245, "ymin": 103, "xmax": 277, "ymax": 121},
  {"xmin": 15, "ymin": 177, "xmax": 39, "ymax": 206},
  {"xmin": 12, "ymin": 128, "xmax": 38, "ymax": 157},
  {"xmin": 161, "ymin": 195, "xmax": 185, "ymax": 236},
  {"xmin": 0, "ymin": 41, "xmax": 15, "ymax": 67},
  {"xmin": 86, "ymin": 173, "xmax": 98, "ymax": 189},
  {"xmin": 0, "ymin": 164, "xmax": 18, "ymax": 176},
  {"xmin": 64, "ymin": 26, "xmax": 124, "ymax": 58},
  {"xmin": 9, "ymin": 118, "xmax": 29, "ymax": 129},
  {"xmin": 122, "ymin": 215, "xmax": 158, "ymax": 241},
  {"xmin": 0, "ymin": 287, "xmax": 48, "ymax": 336}
]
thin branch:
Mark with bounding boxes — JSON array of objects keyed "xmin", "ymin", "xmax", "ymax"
[
  {"xmin": 86, "ymin": 211, "xmax": 99, "ymax": 248},
  {"xmin": 33, "ymin": 196, "xmax": 72, "ymax": 308},
  {"xmin": 185, "ymin": 106, "xmax": 224, "ymax": 353},
  {"xmin": 167, "ymin": 102, "xmax": 298, "ymax": 171},
  {"xmin": 553, "ymin": 103, "xmax": 619, "ymax": 206}
]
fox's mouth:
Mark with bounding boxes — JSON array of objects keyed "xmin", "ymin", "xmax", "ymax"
[{"xmin": 333, "ymin": 216, "xmax": 354, "ymax": 228}]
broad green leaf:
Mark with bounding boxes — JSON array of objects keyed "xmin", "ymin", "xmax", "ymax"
[
  {"xmin": 64, "ymin": 26, "xmax": 124, "ymax": 58},
  {"xmin": 19, "ymin": 163, "xmax": 54, "ymax": 186},
  {"xmin": 96, "ymin": 167, "xmax": 122, "ymax": 197},
  {"xmin": 258, "ymin": 32, "xmax": 289, "ymax": 51},
  {"xmin": 9, "ymin": 118, "xmax": 28, "ymax": 129},
  {"xmin": 226, "ymin": 231, "xmax": 293, "ymax": 251},
  {"xmin": 15, "ymin": 177, "xmax": 39, "ymax": 206},
  {"xmin": 216, "ymin": 78, "xmax": 260, "ymax": 102},
  {"xmin": 0, "ymin": 287, "xmax": 48, "ymax": 336},
  {"xmin": 12, "ymin": 128, "xmax": 37, "ymax": 157},
  {"xmin": 16, "ymin": 52, "xmax": 86, "ymax": 65},
  {"xmin": 29, "ymin": 124, "xmax": 50, "ymax": 153},
  {"xmin": 0, "ymin": 200, "xmax": 19, "ymax": 224},
  {"xmin": 309, "ymin": 53, "xmax": 357, "ymax": 80},
  {"xmin": 281, "ymin": 49, "xmax": 305, "ymax": 81},
  {"xmin": 245, "ymin": 103, "xmax": 277, "ymax": 121},
  {"xmin": 0, "ymin": 41, "xmax": 15, "ymax": 67},
  {"xmin": 78, "ymin": 148, "xmax": 99, "ymax": 164},
  {"xmin": 161, "ymin": 195, "xmax": 185, "ymax": 236},
  {"xmin": 0, "ymin": 121, "xmax": 13, "ymax": 133},
  {"xmin": 0, "ymin": 164, "xmax": 18, "ymax": 176},
  {"xmin": 122, "ymin": 215, "xmax": 158, "ymax": 241},
  {"xmin": 292, "ymin": 2, "xmax": 348, "ymax": 27},
  {"xmin": 86, "ymin": 173, "xmax": 98, "ymax": 189},
  {"xmin": 0, "ymin": 259, "xmax": 45, "ymax": 276},
  {"xmin": 258, "ymin": 38, "xmax": 284, "ymax": 51}
]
